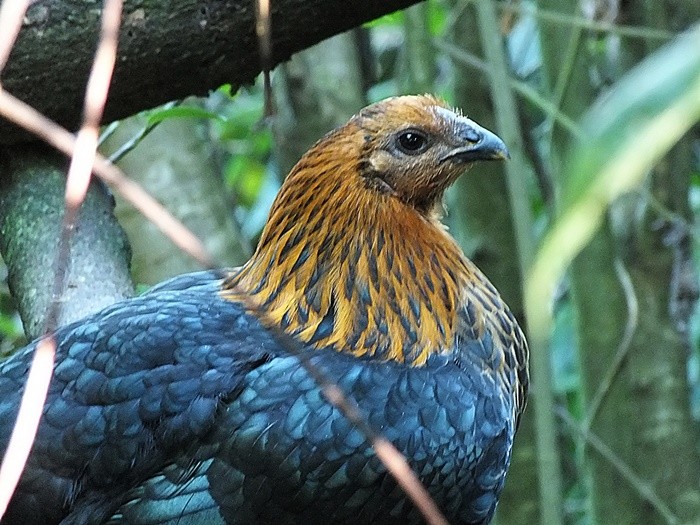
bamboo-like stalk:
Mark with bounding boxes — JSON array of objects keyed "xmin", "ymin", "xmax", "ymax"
[{"xmin": 472, "ymin": 3, "xmax": 564, "ymax": 525}]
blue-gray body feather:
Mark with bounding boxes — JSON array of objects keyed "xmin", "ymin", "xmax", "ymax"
[{"xmin": 0, "ymin": 271, "xmax": 514, "ymax": 525}]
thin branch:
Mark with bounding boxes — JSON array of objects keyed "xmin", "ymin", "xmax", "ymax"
[
  {"xmin": 0, "ymin": 0, "xmax": 123, "ymax": 518},
  {"xmin": 582, "ymin": 257, "xmax": 638, "ymax": 432},
  {"xmin": 501, "ymin": 2, "xmax": 674, "ymax": 41},
  {"xmin": 556, "ymin": 407, "xmax": 680, "ymax": 525},
  {"xmin": 0, "ymin": 0, "xmax": 30, "ymax": 74},
  {"xmin": 63, "ymin": 0, "xmax": 122, "ymax": 210},
  {"xmin": 475, "ymin": 3, "xmax": 561, "ymax": 524},
  {"xmin": 0, "ymin": 87, "xmax": 215, "ymax": 268},
  {"xmin": 255, "ymin": 0, "xmax": 274, "ymax": 117},
  {"xmin": 640, "ymin": 187, "xmax": 700, "ymax": 243},
  {"xmin": 102, "ymin": 102, "xmax": 179, "ymax": 164},
  {"xmin": 542, "ymin": 23, "xmax": 584, "ymax": 149},
  {"xmin": 433, "ymin": 38, "xmax": 584, "ymax": 139}
]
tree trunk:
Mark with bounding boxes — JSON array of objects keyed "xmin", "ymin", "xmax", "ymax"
[
  {"xmin": 99, "ymin": 99, "xmax": 250, "ymax": 285},
  {"xmin": 0, "ymin": 145, "xmax": 133, "ymax": 339},
  {"xmin": 578, "ymin": 1, "xmax": 700, "ymax": 522},
  {"xmin": 1, "ymin": 0, "xmax": 420, "ymax": 145}
]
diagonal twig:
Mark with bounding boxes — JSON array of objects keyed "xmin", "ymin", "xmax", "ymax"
[
  {"xmin": 582, "ymin": 257, "xmax": 638, "ymax": 432},
  {"xmin": 101, "ymin": 101, "xmax": 180, "ymax": 164},
  {"xmin": 556, "ymin": 406, "xmax": 679, "ymax": 525},
  {"xmin": 0, "ymin": 0, "xmax": 123, "ymax": 518},
  {"xmin": 0, "ymin": 88, "xmax": 215, "ymax": 269}
]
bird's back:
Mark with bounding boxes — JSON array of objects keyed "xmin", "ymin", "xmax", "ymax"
[{"xmin": 0, "ymin": 271, "xmax": 271, "ymax": 523}]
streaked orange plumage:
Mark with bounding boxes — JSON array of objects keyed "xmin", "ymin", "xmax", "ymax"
[{"xmin": 223, "ymin": 94, "xmax": 528, "ymax": 420}]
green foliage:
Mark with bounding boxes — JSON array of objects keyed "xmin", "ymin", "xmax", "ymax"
[
  {"xmin": 0, "ymin": 281, "xmax": 26, "ymax": 356},
  {"xmin": 363, "ymin": 10, "xmax": 404, "ymax": 28},
  {"xmin": 550, "ymin": 298, "xmax": 579, "ymax": 395},
  {"xmin": 145, "ymin": 105, "xmax": 224, "ymax": 126},
  {"xmin": 209, "ymin": 86, "xmax": 277, "ymax": 239},
  {"xmin": 526, "ymin": 24, "xmax": 700, "ymax": 339}
]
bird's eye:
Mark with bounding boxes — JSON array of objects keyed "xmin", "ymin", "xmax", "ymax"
[{"xmin": 396, "ymin": 130, "xmax": 429, "ymax": 155}]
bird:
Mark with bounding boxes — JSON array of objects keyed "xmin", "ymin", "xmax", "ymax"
[{"xmin": 0, "ymin": 94, "xmax": 528, "ymax": 525}]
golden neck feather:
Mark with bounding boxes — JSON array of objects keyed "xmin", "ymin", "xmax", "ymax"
[{"xmin": 220, "ymin": 134, "xmax": 484, "ymax": 366}]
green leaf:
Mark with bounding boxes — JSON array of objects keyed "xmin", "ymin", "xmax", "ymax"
[
  {"xmin": 364, "ymin": 10, "xmax": 404, "ymax": 28},
  {"xmin": 426, "ymin": 1, "xmax": 447, "ymax": 35},
  {"xmin": 226, "ymin": 156, "xmax": 266, "ymax": 208},
  {"xmin": 145, "ymin": 105, "xmax": 224, "ymax": 126},
  {"xmin": 526, "ymin": 23, "xmax": 700, "ymax": 338},
  {"xmin": 550, "ymin": 299, "xmax": 579, "ymax": 395}
]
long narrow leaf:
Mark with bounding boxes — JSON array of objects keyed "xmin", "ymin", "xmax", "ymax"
[{"xmin": 526, "ymin": 24, "xmax": 700, "ymax": 338}]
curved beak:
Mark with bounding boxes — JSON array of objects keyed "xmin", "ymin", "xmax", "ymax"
[{"xmin": 440, "ymin": 118, "xmax": 510, "ymax": 163}]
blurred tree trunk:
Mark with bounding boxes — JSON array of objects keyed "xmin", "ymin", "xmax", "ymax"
[
  {"xmin": 400, "ymin": 3, "xmax": 435, "ymax": 94},
  {"xmin": 450, "ymin": 5, "xmax": 540, "ymax": 525},
  {"xmin": 538, "ymin": 0, "xmax": 700, "ymax": 523},
  {"xmin": 99, "ymin": 100, "xmax": 250, "ymax": 285},
  {"xmin": 621, "ymin": 163, "xmax": 700, "ymax": 523},
  {"xmin": 535, "ymin": 0, "xmax": 620, "ymax": 523},
  {"xmin": 272, "ymin": 31, "xmax": 367, "ymax": 175},
  {"xmin": 569, "ymin": 225, "xmax": 635, "ymax": 524},
  {"xmin": 0, "ymin": 145, "xmax": 134, "ymax": 339},
  {"xmin": 605, "ymin": 1, "xmax": 700, "ymax": 522},
  {"xmin": 577, "ymin": 145, "xmax": 700, "ymax": 525},
  {"xmin": 273, "ymin": 31, "xmax": 368, "ymax": 175}
]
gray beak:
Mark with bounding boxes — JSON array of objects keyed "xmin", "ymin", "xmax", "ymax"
[{"xmin": 440, "ymin": 118, "xmax": 510, "ymax": 163}]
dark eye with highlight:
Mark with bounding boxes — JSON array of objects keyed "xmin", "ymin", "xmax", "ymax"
[{"xmin": 395, "ymin": 130, "xmax": 429, "ymax": 155}]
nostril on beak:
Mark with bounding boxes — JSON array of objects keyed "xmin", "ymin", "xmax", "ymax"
[{"xmin": 457, "ymin": 123, "xmax": 481, "ymax": 144}]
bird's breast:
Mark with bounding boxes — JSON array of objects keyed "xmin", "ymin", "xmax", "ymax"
[{"xmin": 209, "ymin": 350, "xmax": 515, "ymax": 524}]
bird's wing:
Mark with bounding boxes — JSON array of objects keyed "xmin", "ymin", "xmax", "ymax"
[{"xmin": 0, "ymin": 273, "xmax": 275, "ymax": 525}]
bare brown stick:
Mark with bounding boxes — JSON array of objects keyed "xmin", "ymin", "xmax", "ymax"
[
  {"xmin": 0, "ymin": 0, "xmax": 44, "ymax": 517},
  {"xmin": 0, "ymin": 88, "xmax": 215, "ymax": 268},
  {"xmin": 63, "ymin": 0, "xmax": 122, "ymax": 209},
  {"xmin": 52, "ymin": 0, "xmax": 123, "ymax": 331},
  {"xmin": 0, "ymin": 337, "xmax": 55, "ymax": 517},
  {"xmin": 256, "ymin": 0, "xmax": 274, "ymax": 117},
  {"xmin": 556, "ymin": 407, "xmax": 679, "ymax": 524},
  {"xmin": 0, "ymin": 0, "xmax": 30, "ymax": 74},
  {"xmin": 0, "ymin": 1, "xmax": 124, "ymax": 518}
]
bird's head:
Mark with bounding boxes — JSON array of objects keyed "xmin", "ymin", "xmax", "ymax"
[
  {"xmin": 264, "ymin": 94, "xmax": 509, "ymax": 227},
  {"xmin": 349, "ymin": 94, "xmax": 509, "ymax": 216}
]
